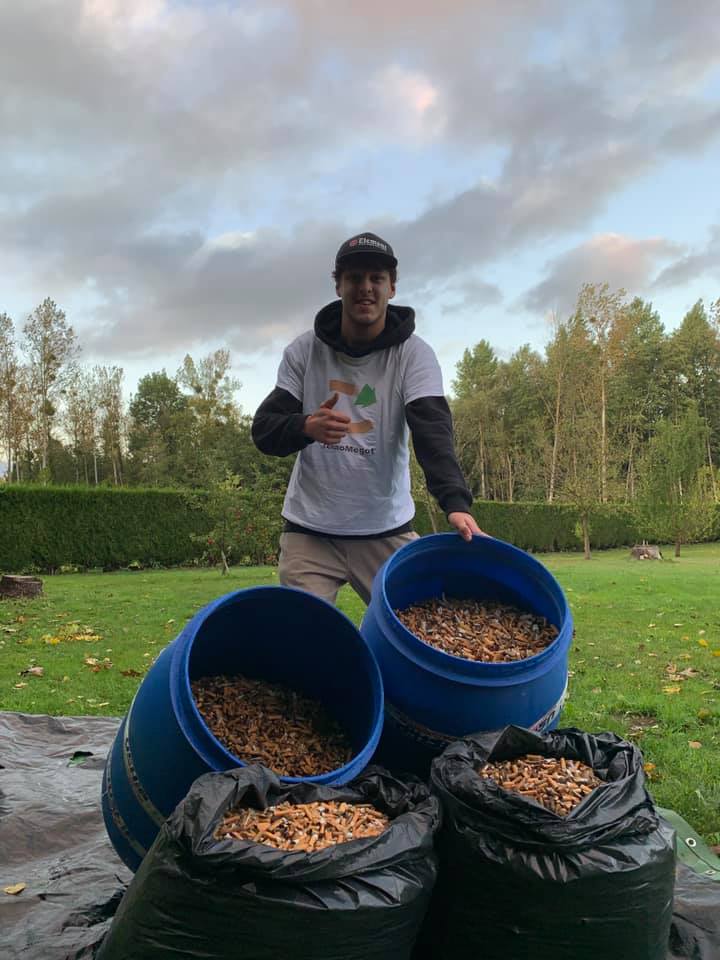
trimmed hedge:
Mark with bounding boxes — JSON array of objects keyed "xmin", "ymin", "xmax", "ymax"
[
  {"xmin": 1, "ymin": 485, "xmax": 717, "ymax": 574},
  {"xmin": 0, "ymin": 485, "xmax": 210, "ymax": 572},
  {"xmin": 414, "ymin": 499, "xmax": 719, "ymax": 551}
]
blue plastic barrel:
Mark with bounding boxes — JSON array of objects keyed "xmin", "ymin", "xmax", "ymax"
[
  {"xmin": 102, "ymin": 585, "xmax": 384, "ymax": 871},
  {"xmin": 361, "ymin": 534, "xmax": 573, "ymax": 777}
]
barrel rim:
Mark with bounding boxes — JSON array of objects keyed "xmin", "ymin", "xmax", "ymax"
[
  {"xmin": 374, "ymin": 533, "xmax": 573, "ymax": 680},
  {"xmin": 170, "ymin": 584, "xmax": 384, "ymax": 783}
]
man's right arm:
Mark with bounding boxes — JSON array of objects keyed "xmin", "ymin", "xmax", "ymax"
[
  {"xmin": 251, "ymin": 387, "xmax": 313, "ymax": 457},
  {"xmin": 252, "ymin": 389, "xmax": 352, "ymax": 456}
]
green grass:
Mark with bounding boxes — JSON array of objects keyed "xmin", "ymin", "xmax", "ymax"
[{"xmin": 1, "ymin": 546, "xmax": 719, "ymax": 842}]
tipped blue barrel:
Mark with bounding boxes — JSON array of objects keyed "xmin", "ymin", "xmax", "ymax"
[
  {"xmin": 102, "ymin": 585, "xmax": 384, "ymax": 871},
  {"xmin": 361, "ymin": 534, "xmax": 573, "ymax": 777}
]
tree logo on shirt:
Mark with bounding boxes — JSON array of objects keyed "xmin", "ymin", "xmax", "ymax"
[
  {"xmin": 355, "ymin": 384, "xmax": 376, "ymax": 406},
  {"xmin": 329, "ymin": 379, "xmax": 375, "ymax": 434}
]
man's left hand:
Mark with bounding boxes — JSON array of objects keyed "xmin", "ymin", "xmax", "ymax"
[{"xmin": 448, "ymin": 512, "xmax": 486, "ymax": 542}]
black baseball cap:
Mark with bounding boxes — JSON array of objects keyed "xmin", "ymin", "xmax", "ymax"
[{"xmin": 335, "ymin": 232, "xmax": 398, "ymax": 269}]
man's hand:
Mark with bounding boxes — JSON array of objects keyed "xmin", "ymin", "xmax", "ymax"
[
  {"xmin": 303, "ymin": 393, "xmax": 351, "ymax": 445},
  {"xmin": 448, "ymin": 511, "xmax": 486, "ymax": 542}
]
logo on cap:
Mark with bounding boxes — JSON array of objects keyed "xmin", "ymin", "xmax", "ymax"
[{"xmin": 355, "ymin": 236, "xmax": 387, "ymax": 252}]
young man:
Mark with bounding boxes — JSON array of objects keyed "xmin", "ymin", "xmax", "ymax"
[{"xmin": 252, "ymin": 232, "xmax": 483, "ymax": 605}]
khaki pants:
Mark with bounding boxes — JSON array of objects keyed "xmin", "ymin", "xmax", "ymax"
[{"xmin": 278, "ymin": 530, "xmax": 419, "ymax": 606}]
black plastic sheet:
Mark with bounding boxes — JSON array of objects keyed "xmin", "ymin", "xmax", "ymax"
[
  {"xmin": 97, "ymin": 765, "xmax": 440, "ymax": 960},
  {"xmin": 0, "ymin": 712, "xmax": 131, "ymax": 960},
  {"xmin": 1, "ymin": 712, "xmax": 718, "ymax": 960}
]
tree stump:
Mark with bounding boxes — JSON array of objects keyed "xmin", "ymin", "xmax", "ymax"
[
  {"xmin": 630, "ymin": 545, "xmax": 663, "ymax": 561},
  {"xmin": 0, "ymin": 575, "xmax": 44, "ymax": 599}
]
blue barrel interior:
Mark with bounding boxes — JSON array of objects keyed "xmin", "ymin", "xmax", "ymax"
[
  {"xmin": 181, "ymin": 587, "xmax": 384, "ymax": 772},
  {"xmin": 384, "ymin": 542, "xmax": 567, "ymax": 634}
]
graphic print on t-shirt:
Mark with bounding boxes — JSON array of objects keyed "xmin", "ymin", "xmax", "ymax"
[{"xmin": 329, "ymin": 378, "xmax": 376, "ymax": 433}]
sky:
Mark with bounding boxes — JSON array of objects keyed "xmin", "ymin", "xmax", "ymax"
[{"xmin": 2, "ymin": 0, "xmax": 720, "ymax": 415}]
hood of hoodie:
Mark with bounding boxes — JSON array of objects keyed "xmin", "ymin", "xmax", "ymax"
[{"xmin": 314, "ymin": 300, "xmax": 415, "ymax": 357}]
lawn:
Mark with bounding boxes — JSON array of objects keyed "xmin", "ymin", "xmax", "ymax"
[{"xmin": 1, "ymin": 544, "xmax": 719, "ymax": 841}]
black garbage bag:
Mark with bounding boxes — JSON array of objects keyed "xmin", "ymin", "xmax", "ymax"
[
  {"xmin": 96, "ymin": 765, "xmax": 440, "ymax": 960},
  {"xmin": 422, "ymin": 726, "xmax": 676, "ymax": 960}
]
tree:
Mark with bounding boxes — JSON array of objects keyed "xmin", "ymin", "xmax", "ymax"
[
  {"xmin": 127, "ymin": 371, "xmax": 187, "ymax": 486},
  {"xmin": 64, "ymin": 368, "xmax": 100, "ymax": 483},
  {"xmin": 175, "ymin": 350, "xmax": 243, "ymax": 486},
  {"xmin": 606, "ymin": 298, "xmax": 666, "ymax": 501},
  {"xmin": 0, "ymin": 313, "xmax": 20, "ymax": 480},
  {"xmin": 636, "ymin": 406, "xmax": 715, "ymax": 557},
  {"xmin": 95, "ymin": 365, "xmax": 125, "ymax": 484},
  {"xmin": 667, "ymin": 301, "xmax": 720, "ymax": 498},
  {"xmin": 22, "ymin": 299, "xmax": 78, "ymax": 475},
  {"xmin": 452, "ymin": 340, "xmax": 499, "ymax": 500},
  {"xmin": 496, "ymin": 345, "xmax": 546, "ymax": 502},
  {"xmin": 542, "ymin": 312, "xmax": 594, "ymax": 503},
  {"xmin": 185, "ymin": 470, "xmax": 285, "ymax": 573},
  {"xmin": 410, "ymin": 448, "xmax": 441, "ymax": 532},
  {"xmin": 574, "ymin": 283, "xmax": 627, "ymax": 503}
]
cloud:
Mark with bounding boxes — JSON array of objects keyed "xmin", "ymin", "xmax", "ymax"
[
  {"xmin": 1, "ymin": 0, "xmax": 720, "ymax": 368},
  {"xmin": 652, "ymin": 225, "xmax": 720, "ymax": 289},
  {"xmin": 441, "ymin": 277, "xmax": 503, "ymax": 315},
  {"xmin": 522, "ymin": 234, "xmax": 683, "ymax": 315}
]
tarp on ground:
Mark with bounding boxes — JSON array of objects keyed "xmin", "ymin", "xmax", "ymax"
[{"xmin": 0, "ymin": 711, "xmax": 718, "ymax": 960}]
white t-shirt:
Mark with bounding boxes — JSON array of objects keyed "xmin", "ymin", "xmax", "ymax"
[{"xmin": 277, "ymin": 331, "xmax": 444, "ymax": 535}]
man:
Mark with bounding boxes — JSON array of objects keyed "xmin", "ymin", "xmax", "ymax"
[{"xmin": 252, "ymin": 231, "xmax": 483, "ymax": 605}]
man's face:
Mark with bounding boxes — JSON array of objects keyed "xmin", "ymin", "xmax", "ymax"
[{"xmin": 336, "ymin": 262, "xmax": 396, "ymax": 330}]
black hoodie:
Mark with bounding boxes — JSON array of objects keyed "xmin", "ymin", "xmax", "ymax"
[{"xmin": 251, "ymin": 301, "xmax": 473, "ymax": 537}]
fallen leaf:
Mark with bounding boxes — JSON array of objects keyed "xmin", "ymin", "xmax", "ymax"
[
  {"xmin": 688, "ymin": 741, "xmax": 702, "ymax": 749},
  {"xmin": 591, "ymin": 687, "xmax": 602, "ymax": 694},
  {"xmin": 120, "ymin": 668, "xmax": 143, "ymax": 678},
  {"xmin": 679, "ymin": 668, "xmax": 700, "ymax": 678},
  {"xmin": 83, "ymin": 657, "xmax": 112, "ymax": 673},
  {"xmin": 644, "ymin": 762, "xmax": 656, "ymax": 773},
  {"xmin": 713, "ymin": 650, "xmax": 720, "ymax": 657},
  {"xmin": 3, "ymin": 883, "xmax": 26, "ymax": 895},
  {"xmin": 699, "ymin": 630, "xmax": 706, "ymax": 636},
  {"xmin": 663, "ymin": 685, "xmax": 682, "ymax": 695},
  {"xmin": 648, "ymin": 623, "xmax": 656, "ymax": 628},
  {"xmin": 96, "ymin": 701, "xmax": 110, "ymax": 707},
  {"xmin": 673, "ymin": 623, "xmax": 683, "ymax": 627},
  {"xmin": 13, "ymin": 682, "xmax": 28, "ymax": 689},
  {"xmin": 699, "ymin": 638, "xmax": 709, "ymax": 647}
]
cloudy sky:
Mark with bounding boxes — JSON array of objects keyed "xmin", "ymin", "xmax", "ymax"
[{"xmin": 2, "ymin": 0, "xmax": 720, "ymax": 413}]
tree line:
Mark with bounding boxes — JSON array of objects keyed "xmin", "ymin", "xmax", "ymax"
[
  {"xmin": 1, "ymin": 286, "xmax": 719, "ymax": 551},
  {"xmin": 451, "ymin": 284, "xmax": 720, "ymax": 552},
  {"xmin": 0, "ymin": 298, "xmax": 290, "ymax": 493}
]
